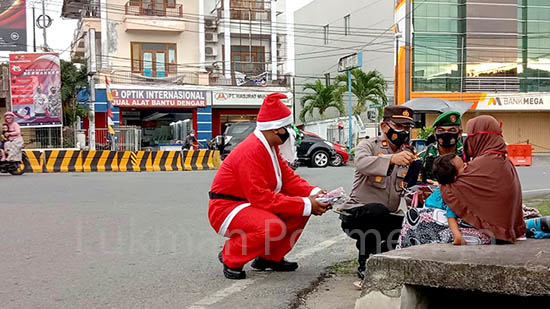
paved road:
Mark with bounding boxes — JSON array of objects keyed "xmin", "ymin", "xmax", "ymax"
[
  {"xmin": 1, "ymin": 158, "xmax": 549, "ymax": 308},
  {"xmin": 0, "ymin": 166, "xmax": 357, "ymax": 309}
]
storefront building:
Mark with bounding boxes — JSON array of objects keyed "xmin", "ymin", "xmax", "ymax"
[
  {"xmin": 395, "ymin": 0, "xmax": 550, "ymax": 152},
  {"xmin": 211, "ymin": 88, "xmax": 292, "ymax": 136},
  {"xmin": 91, "ymin": 84, "xmax": 212, "ymax": 149}
]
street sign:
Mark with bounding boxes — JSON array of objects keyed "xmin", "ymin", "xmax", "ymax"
[
  {"xmin": 369, "ymin": 103, "xmax": 382, "ymax": 108},
  {"xmin": 338, "ymin": 52, "xmax": 363, "ymax": 72}
]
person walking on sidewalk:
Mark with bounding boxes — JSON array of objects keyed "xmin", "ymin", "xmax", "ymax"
[{"xmin": 208, "ymin": 93, "xmax": 329, "ymax": 280}]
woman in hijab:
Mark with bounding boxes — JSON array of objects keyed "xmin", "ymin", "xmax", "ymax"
[
  {"xmin": 397, "ymin": 115, "xmax": 525, "ymax": 247},
  {"xmin": 3, "ymin": 112, "xmax": 24, "ymax": 162}
]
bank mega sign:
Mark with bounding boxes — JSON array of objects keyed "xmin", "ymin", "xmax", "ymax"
[
  {"xmin": 476, "ymin": 94, "xmax": 550, "ymax": 111},
  {"xmin": 213, "ymin": 91, "xmax": 292, "ymax": 107}
]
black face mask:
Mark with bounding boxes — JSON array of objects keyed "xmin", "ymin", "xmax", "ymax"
[
  {"xmin": 386, "ymin": 126, "xmax": 410, "ymax": 148},
  {"xmin": 436, "ymin": 132, "xmax": 459, "ymax": 148},
  {"xmin": 276, "ymin": 129, "xmax": 290, "ymax": 144}
]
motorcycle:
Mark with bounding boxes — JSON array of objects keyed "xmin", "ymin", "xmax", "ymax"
[
  {"xmin": 0, "ymin": 152, "xmax": 27, "ymax": 175},
  {"xmin": 0, "ymin": 159, "xmax": 25, "ymax": 175}
]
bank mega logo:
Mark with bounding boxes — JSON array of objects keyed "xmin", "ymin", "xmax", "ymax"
[
  {"xmin": 487, "ymin": 96, "xmax": 545, "ymax": 107},
  {"xmin": 215, "ymin": 92, "xmax": 228, "ymax": 101}
]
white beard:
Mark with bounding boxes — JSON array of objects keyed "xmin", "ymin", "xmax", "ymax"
[{"xmin": 279, "ymin": 128, "xmax": 297, "ymax": 163}]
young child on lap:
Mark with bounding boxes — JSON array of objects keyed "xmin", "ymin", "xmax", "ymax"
[{"xmin": 426, "ymin": 153, "xmax": 467, "ymax": 245}]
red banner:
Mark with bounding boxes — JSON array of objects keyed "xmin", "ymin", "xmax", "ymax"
[
  {"xmin": 9, "ymin": 53, "xmax": 62, "ymax": 127},
  {"xmin": 0, "ymin": 0, "xmax": 26, "ymax": 51},
  {"xmin": 111, "ymin": 88, "xmax": 207, "ymax": 109}
]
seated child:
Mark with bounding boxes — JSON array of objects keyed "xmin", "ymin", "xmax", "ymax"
[
  {"xmin": 426, "ymin": 153, "xmax": 467, "ymax": 245},
  {"xmin": 0, "ymin": 123, "xmax": 8, "ymax": 161}
]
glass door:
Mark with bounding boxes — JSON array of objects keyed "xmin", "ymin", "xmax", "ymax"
[
  {"xmin": 143, "ymin": 52, "xmax": 153, "ymax": 77},
  {"xmin": 156, "ymin": 52, "xmax": 166, "ymax": 77}
]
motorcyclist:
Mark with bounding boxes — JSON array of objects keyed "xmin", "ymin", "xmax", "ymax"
[{"xmin": 3, "ymin": 112, "xmax": 24, "ymax": 162}]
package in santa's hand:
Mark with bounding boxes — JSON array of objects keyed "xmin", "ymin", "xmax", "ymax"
[{"xmin": 316, "ymin": 187, "xmax": 348, "ymax": 205}]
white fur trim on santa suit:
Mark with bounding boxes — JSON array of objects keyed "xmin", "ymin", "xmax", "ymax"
[
  {"xmin": 218, "ymin": 203, "xmax": 251, "ymax": 236},
  {"xmin": 310, "ymin": 187, "xmax": 322, "ymax": 196},
  {"xmin": 256, "ymin": 114, "xmax": 293, "ymax": 131}
]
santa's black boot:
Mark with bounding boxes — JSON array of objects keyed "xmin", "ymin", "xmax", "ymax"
[{"xmin": 218, "ymin": 251, "xmax": 246, "ymax": 280}]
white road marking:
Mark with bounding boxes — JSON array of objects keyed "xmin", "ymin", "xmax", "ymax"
[{"xmin": 188, "ymin": 234, "xmax": 347, "ymax": 308}]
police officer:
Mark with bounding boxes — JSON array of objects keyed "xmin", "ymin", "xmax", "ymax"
[
  {"xmin": 419, "ymin": 111, "xmax": 463, "ymax": 182},
  {"xmin": 340, "ymin": 105, "xmax": 415, "ymax": 280}
]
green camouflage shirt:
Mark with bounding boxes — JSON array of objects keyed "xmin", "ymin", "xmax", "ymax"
[{"xmin": 418, "ymin": 140, "xmax": 463, "ymax": 182}]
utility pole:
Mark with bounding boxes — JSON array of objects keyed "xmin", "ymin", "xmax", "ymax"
[
  {"xmin": 87, "ymin": 28, "xmax": 97, "ymax": 150},
  {"xmin": 32, "ymin": 6, "xmax": 36, "ymax": 52},
  {"xmin": 41, "ymin": 0, "xmax": 48, "ymax": 51}
]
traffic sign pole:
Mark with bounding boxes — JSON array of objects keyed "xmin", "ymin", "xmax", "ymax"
[{"xmin": 338, "ymin": 52, "xmax": 363, "ymax": 155}]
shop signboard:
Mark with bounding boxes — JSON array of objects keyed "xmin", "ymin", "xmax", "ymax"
[
  {"xmin": 9, "ymin": 52, "xmax": 62, "ymax": 127},
  {"xmin": 476, "ymin": 94, "xmax": 550, "ymax": 111},
  {"xmin": 0, "ymin": 0, "xmax": 26, "ymax": 51},
  {"xmin": 110, "ymin": 88, "xmax": 207, "ymax": 108},
  {"xmin": 213, "ymin": 91, "xmax": 292, "ymax": 106}
]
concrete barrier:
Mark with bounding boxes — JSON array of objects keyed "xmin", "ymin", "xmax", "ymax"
[
  {"xmin": 21, "ymin": 149, "xmax": 220, "ymax": 173},
  {"xmin": 356, "ymin": 239, "xmax": 550, "ymax": 308}
]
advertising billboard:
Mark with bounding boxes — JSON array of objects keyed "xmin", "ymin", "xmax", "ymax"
[
  {"xmin": 9, "ymin": 53, "xmax": 62, "ymax": 127},
  {"xmin": 0, "ymin": 0, "xmax": 27, "ymax": 51}
]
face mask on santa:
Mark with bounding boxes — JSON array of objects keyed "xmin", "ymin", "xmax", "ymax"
[{"xmin": 276, "ymin": 126, "xmax": 297, "ymax": 163}]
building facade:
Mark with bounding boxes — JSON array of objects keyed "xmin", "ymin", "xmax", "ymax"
[
  {"xmin": 62, "ymin": 0, "xmax": 291, "ymax": 148},
  {"xmin": 395, "ymin": 0, "xmax": 550, "ymax": 152},
  {"xmin": 294, "ymin": 0, "xmax": 395, "ymax": 123}
]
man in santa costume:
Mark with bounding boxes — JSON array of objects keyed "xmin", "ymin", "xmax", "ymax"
[{"xmin": 208, "ymin": 92, "xmax": 329, "ymax": 280}]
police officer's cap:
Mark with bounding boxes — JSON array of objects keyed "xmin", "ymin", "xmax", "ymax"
[{"xmin": 383, "ymin": 105, "xmax": 415, "ymax": 127}]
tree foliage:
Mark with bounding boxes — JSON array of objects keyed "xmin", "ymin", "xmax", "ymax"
[
  {"xmin": 300, "ymin": 79, "xmax": 345, "ymax": 122},
  {"xmin": 337, "ymin": 69, "xmax": 388, "ymax": 118},
  {"xmin": 60, "ymin": 60, "xmax": 88, "ymax": 126}
]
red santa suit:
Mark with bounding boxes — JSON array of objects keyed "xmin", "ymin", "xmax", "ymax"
[{"xmin": 208, "ymin": 93, "xmax": 320, "ymax": 269}]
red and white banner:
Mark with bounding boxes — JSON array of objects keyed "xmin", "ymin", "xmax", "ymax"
[
  {"xmin": 9, "ymin": 53, "xmax": 62, "ymax": 127},
  {"xmin": 110, "ymin": 88, "xmax": 207, "ymax": 109}
]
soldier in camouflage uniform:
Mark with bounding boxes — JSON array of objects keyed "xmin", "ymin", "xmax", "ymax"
[{"xmin": 418, "ymin": 111, "xmax": 463, "ymax": 182}]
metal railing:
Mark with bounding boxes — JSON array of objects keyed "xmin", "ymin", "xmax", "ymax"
[
  {"xmin": 464, "ymin": 77, "xmax": 520, "ymax": 92},
  {"xmin": 103, "ymin": 71, "xmax": 199, "ymax": 85},
  {"xmin": 209, "ymin": 70, "xmax": 289, "ymax": 87},
  {"xmin": 23, "ymin": 127, "xmax": 63, "ymax": 149},
  {"xmin": 95, "ymin": 126, "xmax": 142, "ymax": 151},
  {"xmin": 125, "ymin": 1, "xmax": 183, "ymax": 18}
]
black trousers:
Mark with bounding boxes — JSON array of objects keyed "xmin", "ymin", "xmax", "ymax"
[{"xmin": 341, "ymin": 203, "xmax": 404, "ymax": 269}]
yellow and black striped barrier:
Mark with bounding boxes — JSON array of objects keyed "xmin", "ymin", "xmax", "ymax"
[
  {"xmin": 182, "ymin": 150, "xmax": 221, "ymax": 170},
  {"xmin": 20, "ymin": 149, "xmax": 220, "ymax": 173},
  {"xmin": 22, "ymin": 150, "xmax": 43, "ymax": 173}
]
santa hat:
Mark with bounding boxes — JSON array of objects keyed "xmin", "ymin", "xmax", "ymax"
[{"xmin": 256, "ymin": 93, "xmax": 293, "ymax": 130}]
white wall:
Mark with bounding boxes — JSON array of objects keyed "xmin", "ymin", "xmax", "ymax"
[{"xmin": 294, "ymin": 0, "xmax": 394, "ymax": 123}]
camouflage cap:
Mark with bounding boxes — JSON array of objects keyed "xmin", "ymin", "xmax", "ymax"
[{"xmin": 433, "ymin": 111, "xmax": 461, "ymax": 127}]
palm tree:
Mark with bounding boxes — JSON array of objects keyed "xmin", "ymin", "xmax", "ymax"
[
  {"xmin": 300, "ymin": 79, "xmax": 345, "ymax": 122},
  {"xmin": 337, "ymin": 69, "xmax": 388, "ymax": 118}
]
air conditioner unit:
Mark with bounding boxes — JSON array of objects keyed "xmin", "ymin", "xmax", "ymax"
[
  {"xmin": 205, "ymin": 32, "xmax": 218, "ymax": 42},
  {"xmin": 205, "ymin": 46, "xmax": 218, "ymax": 56},
  {"xmin": 205, "ymin": 18, "xmax": 216, "ymax": 29}
]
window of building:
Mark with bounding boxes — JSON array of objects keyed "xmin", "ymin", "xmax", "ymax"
[
  {"xmin": 131, "ymin": 42, "xmax": 177, "ymax": 77},
  {"xmin": 231, "ymin": 46, "xmax": 266, "ymax": 74},
  {"xmin": 127, "ymin": 0, "xmax": 179, "ymax": 16},
  {"xmin": 323, "ymin": 24, "xmax": 329, "ymax": 44},
  {"xmin": 228, "ymin": 0, "xmax": 267, "ymax": 21},
  {"xmin": 325, "ymin": 73, "xmax": 331, "ymax": 86},
  {"xmin": 344, "ymin": 14, "xmax": 350, "ymax": 36}
]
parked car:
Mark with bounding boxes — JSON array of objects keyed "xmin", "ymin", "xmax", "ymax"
[
  {"xmin": 331, "ymin": 143, "xmax": 350, "ymax": 166},
  {"xmin": 297, "ymin": 131, "xmax": 337, "ymax": 168},
  {"xmin": 219, "ymin": 122, "xmax": 256, "ymax": 158}
]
